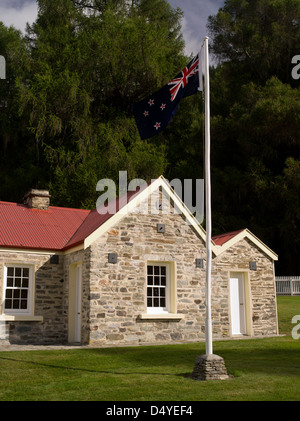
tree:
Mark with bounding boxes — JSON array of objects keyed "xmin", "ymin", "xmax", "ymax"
[
  {"xmin": 209, "ymin": 76, "xmax": 300, "ymax": 274},
  {"xmin": 0, "ymin": 23, "xmax": 36, "ymax": 202},
  {"xmin": 16, "ymin": 0, "xmax": 186, "ymax": 207},
  {"xmin": 208, "ymin": 0, "xmax": 300, "ymax": 86}
]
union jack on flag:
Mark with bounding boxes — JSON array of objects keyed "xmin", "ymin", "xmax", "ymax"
[
  {"xmin": 132, "ymin": 55, "xmax": 200, "ymax": 140},
  {"xmin": 168, "ymin": 56, "xmax": 199, "ymax": 102}
]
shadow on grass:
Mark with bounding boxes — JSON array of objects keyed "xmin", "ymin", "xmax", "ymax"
[
  {"xmin": 1, "ymin": 337, "xmax": 299, "ymax": 379},
  {"xmin": 0, "ymin": 355, "xmax": 182, "ymax": 377}
]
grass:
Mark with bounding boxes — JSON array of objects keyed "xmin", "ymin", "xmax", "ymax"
[
  {"xmin": 277, "ymin": 295, "xmax": 300, "ymax": 335},
  {"xmin": 0, "ymin": 296, "xmax": 299, "ymax": 401}
]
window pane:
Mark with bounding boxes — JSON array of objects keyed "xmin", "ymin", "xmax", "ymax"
[
  {"xmin": 5, "ymin": 299, "xmax": 12, "ymax": 309},
  {"xmin": 21, "ymin": 300, "xmax": 27, "ymax": 309},
  {"xmin": 153, "ymin": 287, "xmax": 159, "ymax": 297},
  {"xmin": 13, "ymin": 300, "xmax": 20, "ymax": 309},
  {"xmin": 15, "ymin": 268, "xmax": 21, "ymax": 277},
  {"xmin": 7, "ymin": 267, "xmax": 14, "ymax": 277},
  {"xmin": 21, "ymin": 290, "xmax": 28, "ymax": 299},
  {"xmin": 5, "ymin": 289, "xmax": 12, "ymax": 298},
  {"xmin": 154, "ymin": 266, "xmax": 159, "ymax": 275},
  {"xmin": 22, "ymin": 268, "xmax": 29, "ymax": 278},
  {"xmin": 13, "ymin": 290, "xmax": 20, "ymax": 299},
  {"xmin": 22, "ymin": 278, "xmax": 29, "ymax": 288},
  {"xmin": 147, "ymin": 287, "xmax": 152, "ymax": 297},
  {"xmin": 160, "ymin": 288, "xmax": 165, "ymax": 297},
  {"xmin": 15, "ymin": 278, "xmax": 21, "ymax": 288},
  {"xmin": 7, "ymin": 277, "xmax": 13, "ymax": 287},
  {"xmin": 147, "ymin": 298, "xmax": 152, "ymax": 307},
  {"xmin": 161, "ymin": 276, "xmax": 166, "ymax": 286},
  {"xmin": 147, "ymin": 276, "xmax": 153, "ymax": 285},
  {"xmin": 160, "ymin": 298, "xmax": 166, "ymax": 307},
  {"xmin": 154, "ymin": 276, "xmax": 160, "ymax": 285},
  {"xmin": 161, "ymin": 266, "xmax": 166, "ymax": 276},
  {"xmin": 147, "ymin": 266, "xmax": 153, "ymax": 275},
  {"xmin": 154, "ymin": 298, "xmax": 159, "ymax": 307}
]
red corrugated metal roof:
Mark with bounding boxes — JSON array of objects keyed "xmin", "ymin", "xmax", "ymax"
[
  {"xmin": 0, "ymin": 186, "xmax": 147, "ymax": 251},
  {"xmin": 0, "ymin": 201, "xmax": 90, "ymax": 251},
  {"xmin": 212, "ymin": 229, "xmax": 245, "ymax": 246},
  {"xmin": 64, "ymin": 189, "xmax": 143, "ymax": 249}
]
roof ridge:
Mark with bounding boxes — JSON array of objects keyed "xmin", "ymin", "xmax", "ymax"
[{"xmin": 0, "ymin": 200, "xmax": 91, "ymax": 212}]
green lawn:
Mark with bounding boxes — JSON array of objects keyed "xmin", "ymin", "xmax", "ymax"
[
  {"xmin": 0, "ymin": 296, "xmax": 299, "ymax": 401},
  {"xmin": 277, "ymin": 295, "xmax": 300, "ymax": 335}
]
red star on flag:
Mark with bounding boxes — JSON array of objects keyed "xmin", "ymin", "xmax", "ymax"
[
  {"xmin": 154, "ymin": 122, "xmax": 161, "ymax": 130},
  {"xmin": 148, "ymin": 99, "xmax": 155, "ymax": 106},
  {"xmin": 143, "ymin": 111, "xmax": 149, "ymax": 117},
  {"xmin": 160, "ymin": 103, "xmax": 166, "ymax": 110}
]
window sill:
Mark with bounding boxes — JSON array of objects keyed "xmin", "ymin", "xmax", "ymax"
[
  {"xmin": 138, "ymin": 313, "xmax": 184, "ymax": 321},
  {"xmin": 0, "ymin": 315, "xmax": 43, "ymax": 322}
]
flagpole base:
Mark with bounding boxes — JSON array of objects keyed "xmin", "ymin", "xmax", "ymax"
[{"xmin": 192, "ymin": 354, "xmax": 229, "ymax": 381}]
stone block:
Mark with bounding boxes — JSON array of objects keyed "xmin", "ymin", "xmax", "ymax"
[{"xmin": 192, "ymin": 354, "xmax": 229, "ymax": 381}]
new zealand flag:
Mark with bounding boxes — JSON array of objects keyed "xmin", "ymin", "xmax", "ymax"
[{"xmin": 132, "ymin": 55, "xmax": 200, "ymax": 140}]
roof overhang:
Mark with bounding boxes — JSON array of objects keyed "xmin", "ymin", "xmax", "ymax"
[
  {"xmin": 212, "ymin": 228, "xmax": 278, "ymax": 261},
  {"xmin": 84, "ymin": 175, "xmax": 207, "ymax": 249}
]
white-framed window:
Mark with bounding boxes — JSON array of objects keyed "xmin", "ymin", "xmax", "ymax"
[
  {"xmin": 3, "ymin": 265, "xmax": 33, "ymax": 315},
  {"xmin": 147, "ymin": 263, "xmax": 170, "ymax": 314}
]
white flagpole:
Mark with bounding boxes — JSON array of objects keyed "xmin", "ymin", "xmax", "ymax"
[{"xmin": 204, "ymin": 36, "xmax": 213, "ymax": 355}]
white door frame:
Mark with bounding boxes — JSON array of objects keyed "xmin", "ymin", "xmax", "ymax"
[
  {"xmin": 230, "ymin": 272, "xmax": 247, "ymax": 335},
  {"xmin": 68, "ymin": 263, "xmax": 82, "ymax": 343},
  {"xmin": 74, "ymin": 265, "xmax": 82, "ymax": 343}
]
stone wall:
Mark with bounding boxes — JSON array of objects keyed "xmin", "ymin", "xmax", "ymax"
[
  {"xmin": 86, "ymin": 189, "xmax": 278, "ymax": 346},
  {"xmin": 0, "ymin": 188, "xmax": 278, "ymax": 346},
  {"xmin": 214, "ymin": 238, "xmax": 278, "ymax": 337},
  {"xmin": 87, "ymin": 189, "xmax": 207, "ymax": 346},
  {"xmin": 0, "ymin": 250, "xmax": 66, "ymax": 344}
]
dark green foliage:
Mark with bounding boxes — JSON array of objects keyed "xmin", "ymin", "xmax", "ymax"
[{"xmin": 1, "ymin": 0, "xmax": 300, "ymax": 274}]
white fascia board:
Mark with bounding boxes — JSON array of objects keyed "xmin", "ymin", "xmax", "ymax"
[
  {"xmin": 212, "ymin": 228, "xmax": 278, "ymax": 261},
  {"xmin": 84, "ymin": 175, "xmax": 208, "ymax": 249},
  {"xmin": 244, "ymin": 229, "xmax": 278, "ymax": 261},
  {"xmin": 0, "ymin": 247, "xmax": 64, "ymax": 255},
  {"xmin": 84, "ymin": 176, "xmax": 163, "ymax": 249},
  {"xmin": 159, "ymin": 176, "xmax": 207, "ymax": 244}
]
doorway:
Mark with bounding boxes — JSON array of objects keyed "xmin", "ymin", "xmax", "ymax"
[
  {"xmin": 230, "ymin": 272, "xmax": 247, "ymax": 335},
  {"xmin": 68, "ymin": 263, "xmax": 82, "ymax": 343}
]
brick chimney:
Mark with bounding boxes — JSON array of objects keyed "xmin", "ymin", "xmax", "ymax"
[{"xmin": 24, "ymin": 189, "xmax": 51, "ymax": 210}]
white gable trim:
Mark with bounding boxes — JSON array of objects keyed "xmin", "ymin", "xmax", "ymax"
[
  {"xmin": 213, "ymin": 228, "xmax": 278, "ymax": 261},
  {"xmin": 84, "ymin": 176, "xmax": 207, "ymax": 249},
  {"xmin": 83, "ymin": 175, "xmax": 278, "ymax": 262}
]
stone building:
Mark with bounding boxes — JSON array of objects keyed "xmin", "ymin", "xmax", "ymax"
[{"xmin": 0, "ymin": 176, "xmax": 278, "ymax": 345}]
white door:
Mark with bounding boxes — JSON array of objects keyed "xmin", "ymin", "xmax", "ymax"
[
  {"xmin": 74, "ymin": 265, "xmax": 82, "ymax": 342},
  {"xmin": 230, "ymin": 273, "xmax": 246, "ymax": 335}
]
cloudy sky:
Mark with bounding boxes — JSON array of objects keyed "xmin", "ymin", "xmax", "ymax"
[{"xmin": 0, "ymin": 0, "xmax": 225, "ymax": 55}]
